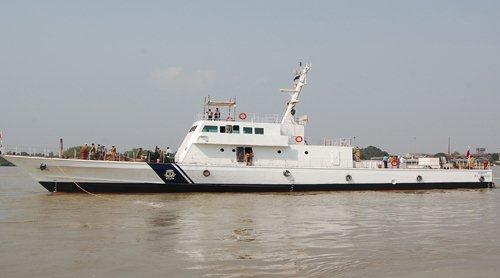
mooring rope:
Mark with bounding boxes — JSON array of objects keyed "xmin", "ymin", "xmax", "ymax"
[
  {"xmin": 54, "ymin": 166, "xmax": 166, "ymax": 208},
  {"xmin": 56, "ymin": 166, "xmax": 116, "ymax": 202}
]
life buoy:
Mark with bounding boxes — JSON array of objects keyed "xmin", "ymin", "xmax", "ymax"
[
  {"xmin": 238, "ymin": 113, "xmax": 247, "ymax": 120},
  {"xmin": 295, "ymin": 136, "xmax": 303, "ymax": 143},
  {"xmin": 391, "ymin": 160, "xmax": 398, "ymax": 167}
]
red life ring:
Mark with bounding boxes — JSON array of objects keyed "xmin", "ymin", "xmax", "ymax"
[
  {"xmin": 295, "ymin": 136, "xmax": 303, "ymax": 143},
  {"xmin": 391, "ymin": 160, "xmax": 398, "ymax": 167},
  {"xmin": 238, "ymin": 113, "xmax": 247, "ymax": 120}
]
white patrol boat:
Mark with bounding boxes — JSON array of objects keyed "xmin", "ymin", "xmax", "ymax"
[{"xmin": 1, "ymin": 64, "xmax": 494, "ymax": 192}]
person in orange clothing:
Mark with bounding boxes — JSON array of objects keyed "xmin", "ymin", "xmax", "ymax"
[
  {"xmin": 79, "ymin": 143, "xmax": 89, "ymax": 160},
  {"xmin": 483, "ymin": 159, "xmax": 489, "ymax": 169}
]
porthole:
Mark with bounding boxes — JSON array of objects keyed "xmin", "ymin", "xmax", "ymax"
[
  {"xmin": 220, "ymin": 148, "xmax": 224, "ymax": 152},
  {"xmin": 277, "ymin": 150, "xmax": 282, "ymax": 154},
  {"xmin": 232, "ymin": 149, "xmax": 236, "ymax": 152},
  {"xmin": 203, "ymin": 170, "xmax": 211, "ymax": 177},
  {"xmin": 304, "ymin": 151, "xmax": 309, "ymax": 155}
]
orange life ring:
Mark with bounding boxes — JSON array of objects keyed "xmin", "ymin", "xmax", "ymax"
[
  {"xmin": 295, "ymin": 136, "xmax": 303, "ymax": 143},
  {"xmin": 238, "ymin": 113, "xmax": 247, "ymax": 120},
  {"xmin": 391, "ymin": 160, "xmax": 398, "ymax": 167}
]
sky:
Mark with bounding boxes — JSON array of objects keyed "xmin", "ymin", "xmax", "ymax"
[{"xmin": 1, "ymin": 0, "xmax": 499, "ymax": 154}]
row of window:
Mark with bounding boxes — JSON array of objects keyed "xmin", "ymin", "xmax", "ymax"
[
  {"xmin": 200, "ymin": 125, "xmax": 264, "ymax": 135},
  {"xmin": 217, "ymin": 148, "xmax": 310, "ymax": 155}
]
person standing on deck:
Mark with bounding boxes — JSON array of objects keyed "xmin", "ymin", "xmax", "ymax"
[
  {"xmin": 207, "ymin": 109, "xmax": 213, "ymax": 120},
  {"xmin": 90, "ymin": 143, "xmax": 96, "ymax": 160},
  {"xmin": 165, "ymin": 147, "xmax": 172, "ymax": 162},
  {"xmin": 110, "ymin": 146, "xmax": 117, "ymax": 161},
  {"xmin": 399, "ymin": 156, "xmax": 406, "ymax": 168},
  {"xmin": 80, "ymin": 143, "xmax": 89, "ymax": 160},
  {"xmin": 214, "ymin": 108, "xmax": 221, "ymax": 121},
  {"xmin": 96, "ymin": 144, "xmax": 101, "ymax": 160},
  {"xmin": 383, "ymin": 154, "xmax": 389, "ymax": 168}
]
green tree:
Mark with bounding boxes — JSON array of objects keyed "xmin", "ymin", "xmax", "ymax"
[
  {"xmin": 63, "ymin": 146, "xmax": 82, "ymax": 158},
  {"xmin": 491, "ymin": 153, "xmax": 499, "ymax": 163},
  {"xmin": 434, "ymin": 152, "xmax": 448, "ymax": 158},
  {"xmin": 360, "ymin": 146, "xmax": 389, "ymax": 160}
]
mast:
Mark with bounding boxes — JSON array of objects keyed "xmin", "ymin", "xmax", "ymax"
[{"xmin": 280, "ymin": 63, "xmax": 311, "ymax": 124}]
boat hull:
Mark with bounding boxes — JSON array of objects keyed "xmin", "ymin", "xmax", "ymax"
[{"xmin": 3, "ymin": 155, "xmax": 495, "ymax": 193}]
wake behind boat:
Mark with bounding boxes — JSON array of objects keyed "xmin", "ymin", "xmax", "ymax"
[{"xmin": 1, "ymin": 64, "xmax": 494, "ymax": 192}]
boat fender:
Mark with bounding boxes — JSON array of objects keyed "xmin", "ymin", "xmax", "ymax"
[
  {"xmin": 479, "ymin": 176, "xmax": 485, "ymax": 183},
  {"xmin": 283, "ymin": 170, "xmax": 291, "ymax": 177},
  {"xmin": 39, "ymin": 163, "xmax": 47, "ymax": 171},
  {"xmin": 203, "ymin": 170, "xmax": 211, "ymax": 177},
  {"xmin": 238, "ymin": 113, "xmax": 247, "ymax": 120},
  {"xmin": 295, "ymin": 136, "xmax": 303, "ymax": 143},
  {"xmin": 416, "ymin": 175, "xmax": 423, "ymax": 182},
  {"xmin": 345, "ymin": 175, "xmax": 352, "ymax": 182}
]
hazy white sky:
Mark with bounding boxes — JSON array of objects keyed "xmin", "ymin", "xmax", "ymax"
[{"xmin": 1, "ymin": 1, "xmax": 499, "ymax": 154}]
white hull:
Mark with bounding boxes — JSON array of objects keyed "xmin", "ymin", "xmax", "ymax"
[{"xmin": 3, "ymin": 155, "xmax": 494, "ymax": 192}]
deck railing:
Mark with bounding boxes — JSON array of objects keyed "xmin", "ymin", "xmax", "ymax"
[
  {"xmin": 197, "ymin": 112, "xmax": 307, "ymax": 124},
  {"xmin": 1, "ymin": 145, "xmax": 174, "ymax": 163}
]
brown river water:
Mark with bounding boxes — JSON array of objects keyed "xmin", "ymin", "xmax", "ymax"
[{"xmin": 1, "ymin": 166, "xmax": 499, "ymax": 277}]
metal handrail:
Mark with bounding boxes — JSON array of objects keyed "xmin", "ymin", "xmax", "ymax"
[{"xmin": 196, "ymin": 112, "xmax": 307, "ymax": 124}]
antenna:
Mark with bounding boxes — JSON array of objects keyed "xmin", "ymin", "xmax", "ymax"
[{"xmin": 280, "ymin": 63, "xmax": 311, "ymax": 124}]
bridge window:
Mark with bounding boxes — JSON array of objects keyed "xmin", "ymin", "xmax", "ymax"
[
  {"xmin": 243, "ymin": 127, "xmax": 253, "ymax": 134},
  {"xmin": 255, "ymin": 128, "xmax": 264, "ymax": 135},
  {"xmin": 219, "ymin": 126, "xmax": 226, "ymax": 133},
  {"xmin": 202, "ymin": 125, "xmax": 218, "ymax": 132},
  {"xmin": 232, "ymin": 125, "xmax": 240, "ymax": 134}
]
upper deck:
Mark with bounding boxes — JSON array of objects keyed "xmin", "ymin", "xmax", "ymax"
[{"xmin": 196, "ymin": 112, "xmax": 308, "ymax": 125}]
